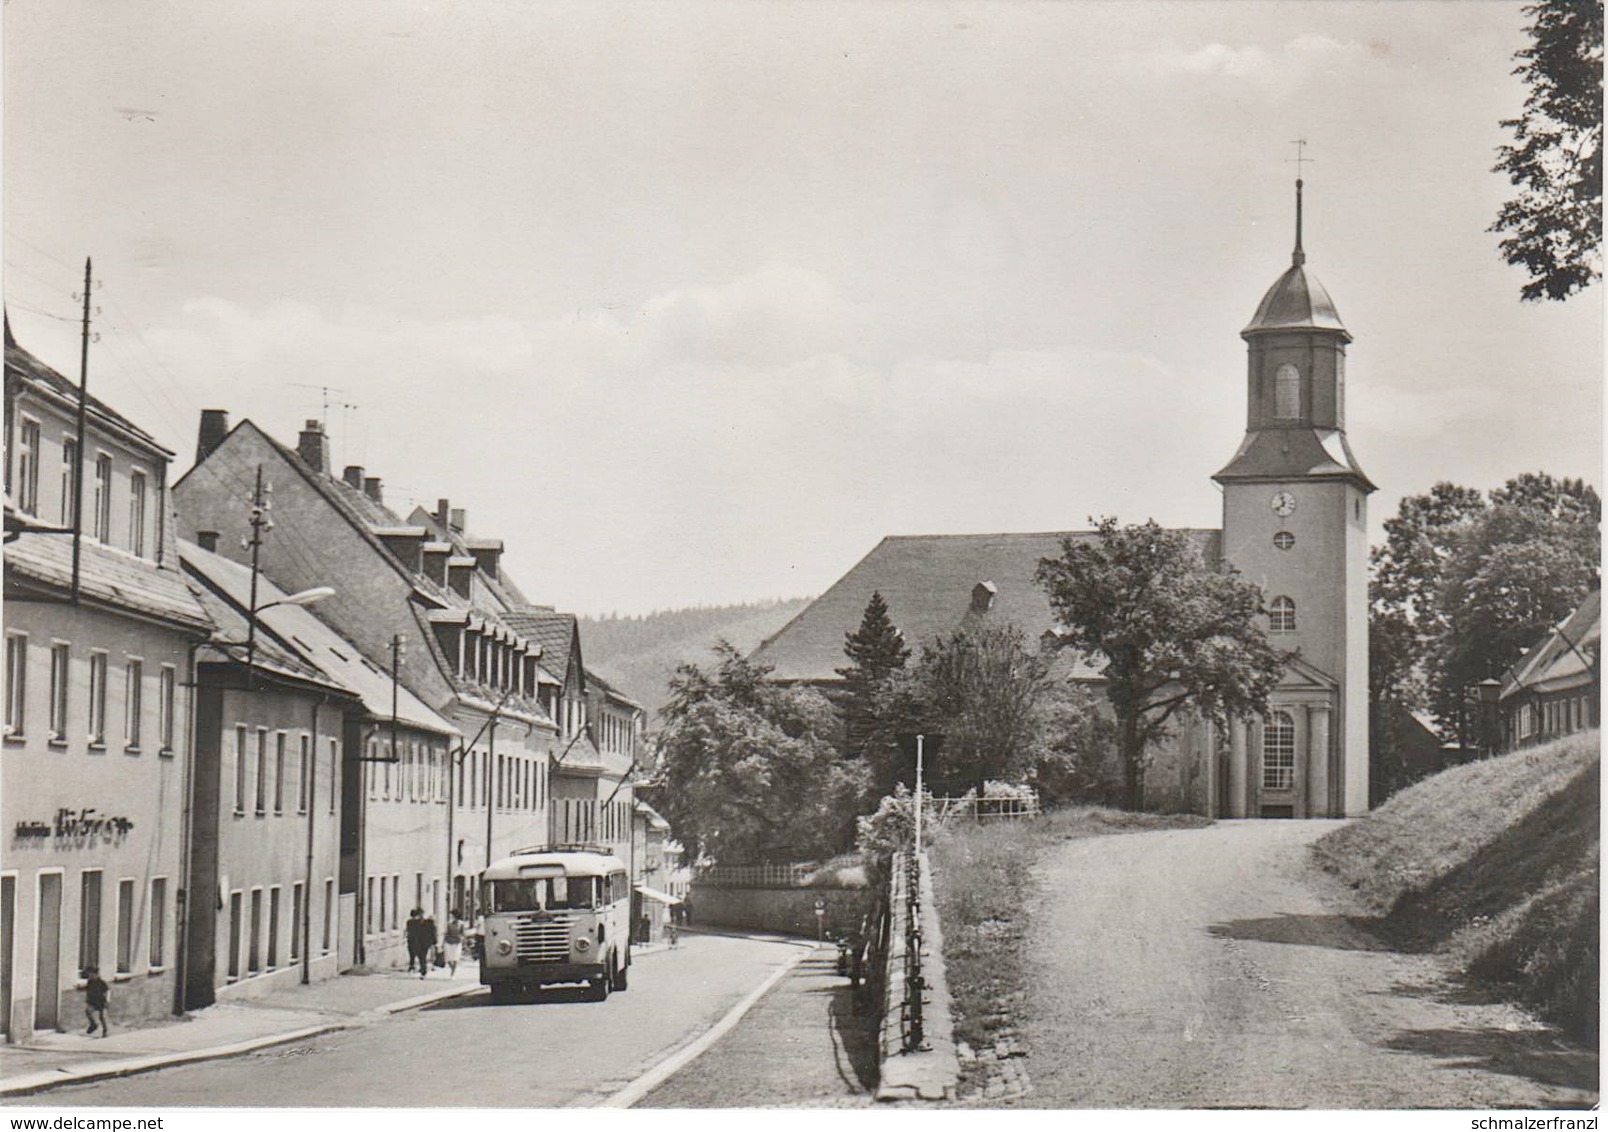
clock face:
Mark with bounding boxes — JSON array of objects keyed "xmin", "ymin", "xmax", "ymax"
[{"xmin": 1270, "ymin": 490, "xmax": 1297, "ymax": 517}]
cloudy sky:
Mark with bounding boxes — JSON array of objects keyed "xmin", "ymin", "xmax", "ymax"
[{"xmin": 5, "ymin": 1, "xmax": 1600, "ymax": 615}]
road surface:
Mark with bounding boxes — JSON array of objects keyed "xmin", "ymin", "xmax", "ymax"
[
  {"xmin": 1021, "ymin": 819, "xmax": 1597, "ymax": 1109},
  {"xmin": 43, "ymin": 932, "xmax": 806, "ymax": 1107}
]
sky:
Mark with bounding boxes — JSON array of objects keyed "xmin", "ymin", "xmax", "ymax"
[{"xmin": 5, "ymin": 0, "xmax": 1601, "ymax": 617}]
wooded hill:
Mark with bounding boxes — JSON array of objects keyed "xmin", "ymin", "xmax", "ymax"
[{"xmin": 580, "ymin": 597, "xmax": 812, "ymax": 721}]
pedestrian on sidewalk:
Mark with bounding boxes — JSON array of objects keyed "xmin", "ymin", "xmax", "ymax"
[
  {"xmin": 442, "ymin": 910, "xmax": 465, "ymax": 976},
  {"xmin": 82, "ymin": 967, "xmax": 109, "ymax": 1037},
  {"xmin": 405, "ymin": 908, "xmax": 428, "ymax": 975},
  {"xmin": 420, "ymin": 911, "xmax": 439, "ymax": 979}
]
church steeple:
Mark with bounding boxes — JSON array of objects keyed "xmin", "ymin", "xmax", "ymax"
[{"xmin": 1292, "ymin": 178, "xmax": 1305, "ymax": 267}]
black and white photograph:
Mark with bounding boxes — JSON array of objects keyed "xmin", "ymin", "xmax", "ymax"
[{"xmin": 1, "ymin": 0, "xmax": 1600, "ymax": 1120}]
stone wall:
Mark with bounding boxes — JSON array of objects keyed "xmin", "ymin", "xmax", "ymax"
[{"xmin": 687, "ymin": 882, "xmax": 872, "ymax": 939}]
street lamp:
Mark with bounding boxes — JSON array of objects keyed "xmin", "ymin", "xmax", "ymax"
[
  {"xmin": 244, "ymin": 586, "xmax": 335, "ymax": 680},
  {"xmin": 1477, "ymin": 677, "xmax": 1503, "ymax": 758}
]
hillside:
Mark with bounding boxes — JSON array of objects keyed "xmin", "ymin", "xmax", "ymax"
[
  {"xmin": 580, "ymin": 597, "xmax": 812, "ymax": 719},
  {"xmin": 1313, "ymin": 733, "xmax": 1600, "ymax": 1044}
]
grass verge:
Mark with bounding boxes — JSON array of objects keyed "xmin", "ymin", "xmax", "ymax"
[
  {"xmin": 1313, "ymin": 731, "xmax": 1599, "ymax": 1045},
  {"xmin": 926, "ymin": 806, "xmax": 1209, "ymax": 1066}
]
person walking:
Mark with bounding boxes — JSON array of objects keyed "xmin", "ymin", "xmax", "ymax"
[
  {"xmin": 82, "ymin": 967, "xmax": 109, "ymax": 1037},
  {"xmin": 405, "ymin": 908, "xmax": 427, "ymax": 975},
  {"xmin": 419, "ymin": 911, "xmax": 439, "ymax": 979},
  {"xmin": 442, "ymin": 910, "xmax": 465, "ymax": 977}
]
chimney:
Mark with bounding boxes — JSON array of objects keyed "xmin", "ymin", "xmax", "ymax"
[
  {"xmin": 970, "ymin": 580, "xmax": 998, "ymax": 614},
  {"xmin": 435, "ymin": 499, "xmax": 451, "ymax": 532},
  {"xmin": 196, "ymin": 530, "xmax": 220, "ymax": 553},
  {"xmin": 196, "ymin": 409, "xmax": 230, "ymax": 465},
  {"xmin": 363, "ymin": 476, "xmax": 383, "ymax": 504},
  {"xmin": 449, "ymin": 508, "xmax": 466, "ymax": 534},
  {"xmin": 343, "ymin": 465, "xmax": 364, "ymax": 490},
  {"xmin": 297, "ymin": 420, "xmax": 331, "ymax": 475}
]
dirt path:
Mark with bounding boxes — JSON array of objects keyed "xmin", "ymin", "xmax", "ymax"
[{"xmin": 1020, "ymin": 820, "xmax": 1597, "ymax": 1109}]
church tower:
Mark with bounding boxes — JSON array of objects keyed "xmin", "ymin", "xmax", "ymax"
[{"xmin": 1214, "ymin": 177, "xmax": 1373, "ymax": 817}]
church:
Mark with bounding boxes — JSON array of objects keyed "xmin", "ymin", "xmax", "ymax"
[{"xmin": 752, "ymin": 181, "xmax": 1372, "ymax": 818}]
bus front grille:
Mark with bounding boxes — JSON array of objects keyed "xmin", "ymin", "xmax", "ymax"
[{"xmin": 513, "ymin": 914, "xmax": 574, "ymax": 963}]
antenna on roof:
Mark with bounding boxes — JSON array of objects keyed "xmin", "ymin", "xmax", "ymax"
[{"xmin": 289, "ymin": 382, "xmax": 359, "ymax": 432}]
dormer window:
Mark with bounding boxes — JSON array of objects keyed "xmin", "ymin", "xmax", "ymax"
[{"xmin": 1274, "ymin": 363, "xmax": 1300, "ymax": 420}]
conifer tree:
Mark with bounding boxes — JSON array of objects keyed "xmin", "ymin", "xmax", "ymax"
[{"xmin": 836, "ymin": 591, "xmax": 911, "ymax": 755}]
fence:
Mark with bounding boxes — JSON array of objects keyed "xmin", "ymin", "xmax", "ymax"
[
  {"xmin": 932, "ymin": 795, "xmax": 1041, "ymax": 822},
  {"xmin": 694, "ymin": 862, "xmax": 816, "ymax": 888}
]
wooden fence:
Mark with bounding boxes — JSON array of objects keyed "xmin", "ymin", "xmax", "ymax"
[{"xmin": 932, "ymin": 795, "xmax": 1041, "ymax": 822}]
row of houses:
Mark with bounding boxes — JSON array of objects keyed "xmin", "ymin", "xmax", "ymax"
[{"xmin": 2, "ymin": 321, "xmax": 683, "ymax": 1042}]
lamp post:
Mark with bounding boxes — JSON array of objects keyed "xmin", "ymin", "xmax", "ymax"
[{"xmin": 1477, "ymin": 677, "xmax": 1503, "ymax": 757}]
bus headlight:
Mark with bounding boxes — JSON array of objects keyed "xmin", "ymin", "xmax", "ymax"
[
  {"xmin": 496, "ymin": 939, "xmax": 513, "ymax": 956},
  {"xmin": 573, "ymin": 937, "xmax": 591, "ymax": 953}
]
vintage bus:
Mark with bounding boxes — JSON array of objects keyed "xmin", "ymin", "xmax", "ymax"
[{"xmin": 479, "ymin": 846, "xmax": 632, "ymax": 1002}]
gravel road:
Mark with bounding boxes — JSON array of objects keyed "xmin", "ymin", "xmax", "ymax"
[{"xmin": 1021, "ymin": 819, "xmax": 1597, "ymax": 1109}]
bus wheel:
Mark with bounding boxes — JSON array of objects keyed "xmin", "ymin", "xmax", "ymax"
[{"xmin": 611, "ymin": 956, "xmax": 629, "ymax": 992}]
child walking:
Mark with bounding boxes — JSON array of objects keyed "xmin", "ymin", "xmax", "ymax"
[{"xmin": 83, "ymin": 967, "xmax": 109, "ymax": 1037}]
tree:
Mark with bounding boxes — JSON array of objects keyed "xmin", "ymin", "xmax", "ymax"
[
  {"xmin": 1491, "ymin": 0, "xmax": 1603, "ymax": 301},
  {"xmin": 1035, "ymin": 518, "xmax": 1284, "ymax": 811},
  {"xmin": 902, "ymin": 621, "xmax": 1054, "ymax": 799},
  {"xmin": 836, "ymin": 591, "xmax": 910, "ymax": 756},
  {"xmin": 645, "ymin": 641, "xmax": 866, "ymax": 864}
]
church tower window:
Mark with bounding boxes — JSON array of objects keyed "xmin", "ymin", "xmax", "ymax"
[
  {"xmin": 1269, "ymin": 596, "xmax": 1296, "ymax": 633},
  {"xmin": 1274, "ymin": 363, "xmax": 1301, "ymax": 420},
  {"xmin": 1262, "ymin": 712, "xmax": 1296, "ymax": 790},
  {"xmin": 1273, "ymin": 531, "xmax": 1295, "ymax": 550}
]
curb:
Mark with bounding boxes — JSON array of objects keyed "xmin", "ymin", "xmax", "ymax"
[
  {"xmin": 594, "ymin": 940, "xmax": 818, "ymax": 1108},
  {"xmin": 0, "ymin": 980, "xmax": 481, "ymax": 1098}
]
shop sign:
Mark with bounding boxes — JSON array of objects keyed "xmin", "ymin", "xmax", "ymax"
[{"xmin": 13, "ymin": 808, "xmax": 135, "ymax": 844}]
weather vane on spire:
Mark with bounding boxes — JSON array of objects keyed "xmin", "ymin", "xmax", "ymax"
[{"xmin": 1287, "ymin": 138, "xmax": 1312, "ymax": 266}]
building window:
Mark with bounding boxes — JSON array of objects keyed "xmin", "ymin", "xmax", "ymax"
[
  {"xmin": 249, "ymin": 889, "xmax": 263, "ymax": 974},
  {"xmin": 228, "ymin": 892, "xmax": 242, "ymax": 979},
  {"xmin": 87, "ymin": 652, "xmax": 108, "ymax": 746},
  {"xmin": 235, "ymin": 725, "xmax": 249, "ymax": 813},
  {"xmin": 1263, "ymin": 711, "xmax": 1296, "ymax": 791},
  {"xmin": 1274, "ymin": 362, "xmax": 1301, "ymax": 420},
  {"xmin": 116, "ymin": 879, "xmax": 135, "ymax": 975},
  {"xmin": 49, "ymin": 643, "xmax": 70, "ymax": 742},
  {"xmin": 15, "ymin": 418, "xmax": 40, "ymax": 514},
  {"xmin": 256, "ymin": 728, "xmax": 269, "ymax": 814},
  {"xmin": 366, "ymin": 876, "xmax": 376, "ymax": 935},
  {"xmin": 80, "ymin": 869, "xmax": 103, "ymax": 972},
  {"xmin": 267, "ymin": 887, "xmax": 281, "ymax": 969},
  {"xmin": 128, "ymin": 470, "xmax": 148, "ymax": 557},
  {"xmin": 391, "ymin": 877, "xmax": 400, "ymax": 931},
  {"xmin": 124, "ymin": 659, "xmax": 143, "ymax": 751},
  {"xmin": 323, "ymin": 878, "xmax": 335, "ymax": 953},
  {"xmin": 1273, "ymin": 531, "xmax": 1295, "ymax": 551},
  {"xmin": 290, "ymin": 882, "xmax": 303, "ymax": 962},
  {"xmin": 5, "ymin": 633, "xmax": 26, "ymax": 738},
  {"xmin": 149, "ymin": 878, "xmax": 167, "ymax": 969},
  {"xmin": 298, "ymin": 734, "xmax": 311, "ymax": 813},
  {"xmin": 60, "ymin": 436, "xmax": 79, "ymax": 527},
  {"xmin": 377, "ymin": 876, "xmax": 387, "ymax": 935},
  {"xmin": 1269, "ymin": 596, "xmax": 1297, "ymax": 634},
  {"xmin": 329, "ymin": 739, "xmax": 338, "ymax": 815},
  {"xmin": 274, "ymin": 732, "xmax": 287, "ymax": 814},
  {"xmin": 158, "ymin": 665, "xmax": 176, "ymax": 754},
  {"xmin": 93, "ymin": 454, "xmax": 112, "ymax": 543}
]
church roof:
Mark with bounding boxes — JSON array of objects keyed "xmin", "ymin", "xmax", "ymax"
[
  {"xmin": 1213, "ymin": 427, "xmax": 1375, "ymax": 491},
  {"xmin": 1241, "ymin": 263, "xmax": 1350, "ymax": 340},
  {"xmin": 751, "ymin": 528, "xmax": 1221, "ymax": 684}
]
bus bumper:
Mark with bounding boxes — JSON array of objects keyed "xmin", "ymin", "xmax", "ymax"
[{"xmin": 482, "ymin": 961, "xmax": 606, "ymax": 988}]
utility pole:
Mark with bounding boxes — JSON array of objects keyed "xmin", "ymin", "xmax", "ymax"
[
  {"xmin": 243, "ymin": 466, "xmax": 270, "ymax": 682},
  {"xmin": 69, "ymin": 258, "xmax": 92, "ymax": 605}
]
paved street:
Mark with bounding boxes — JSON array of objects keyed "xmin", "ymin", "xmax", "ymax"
[
  {"xmin": 1022, "ymin": 820, "xmax": 1598, "ymax": 1109},
  {"xmin": 36, "ymin": 932, "xmax": 806, "ymax": 1108}
]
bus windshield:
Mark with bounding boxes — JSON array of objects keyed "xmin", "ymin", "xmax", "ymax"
[{"xmin": 484, "ymin": 875, "xmax": 599, "ymax": 913}]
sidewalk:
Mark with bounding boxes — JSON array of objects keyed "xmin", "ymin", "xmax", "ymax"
[
  {"xmin": 633, "ymin": 943, "xmax": 879, "ymax": 1108},
  {"xmin": 0, "ymin": 962, "xmax": 487, "ymax": 1099}
]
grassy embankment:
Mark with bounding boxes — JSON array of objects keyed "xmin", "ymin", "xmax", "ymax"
[
  {"xmin": 927, "ymin": 807, "xmax": 1209, "ymax": 1059},
  {"xmin": 1313, "ymin": 731, "xmax": 1599, "ymax": 1045}
]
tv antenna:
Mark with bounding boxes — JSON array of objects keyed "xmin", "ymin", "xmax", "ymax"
[{"xmin": 289, "ymin": 382, "xmax": 359, "ymax": 432}]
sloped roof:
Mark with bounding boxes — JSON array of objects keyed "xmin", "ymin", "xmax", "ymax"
[
  {"xmin": 751, "ymin": 528, "xmax": 1222, "ymax": 684},
  {"xmin": 1502, "ymin": 590, "xmax": 1601, "ymax": 699},
  {"xmin": 186, "ymin": 574, "xmax": 344, "ymax": 691},
  {"xmin": 1242, "ymin": 263, "xmax": 1351, "ymax": 340},
  {"xmin": 503, "ymin": 608, "xmax": 579, "ymax": 685},
  {"xmin": 5, "ymin": 329, "xmax": 172, "ymax": 457},
  {"xmin": 1213, "ymin": 427, "xmax": 1375, "ymax": 490},
  {"xmin": 5, "ymin": 526, "xmax": 211, "ymax": 633},
  {"xmin": 180, "ymin": 539, "xmax": 460, "ymax": 736}
]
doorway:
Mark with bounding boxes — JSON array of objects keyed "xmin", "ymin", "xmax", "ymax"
[
  {"xmin": 35, "ymin": 873, "xmax": 61, "ymax": 1032},
  {"xmin": 1, "ymin": 875, "xmax": 15, "ymax": 1039}
]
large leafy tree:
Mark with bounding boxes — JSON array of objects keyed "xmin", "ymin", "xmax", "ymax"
[
  {"xmin": 1036, "ymin": 518, "xmax": 1284, "ymax": 811},
  {"xmin": 646, "ymin": 641, "xmax": 866, "ymax": 864},
  {"xmin": 900, "ymin": 621, "xmax": 1054, "ymax": 799},
  {"xmin": 1491, "ymin": 0, "xmax": 1603, "ymax": 301},
  {"xmin": 836, "ymin": 591, "xmax": 910, "ymax": 756}
]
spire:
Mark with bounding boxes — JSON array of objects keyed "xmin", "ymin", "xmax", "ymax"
[{"xmin": 1293, "ymin": 178, "xmax": 1305, "ymax": 266}]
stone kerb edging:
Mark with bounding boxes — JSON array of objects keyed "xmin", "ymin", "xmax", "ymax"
[{"xmin": 875, "ymin": 849, "xmax": 960, "ymax": 1102}]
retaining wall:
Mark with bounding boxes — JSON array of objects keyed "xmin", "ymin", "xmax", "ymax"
[
  {"xmin": 875, "ymin": 850, "xmax": 959, "ymax": 1102},
  {"xmin": 688, "ymin": 882, "xmax": 873, "ymax": 938}
]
